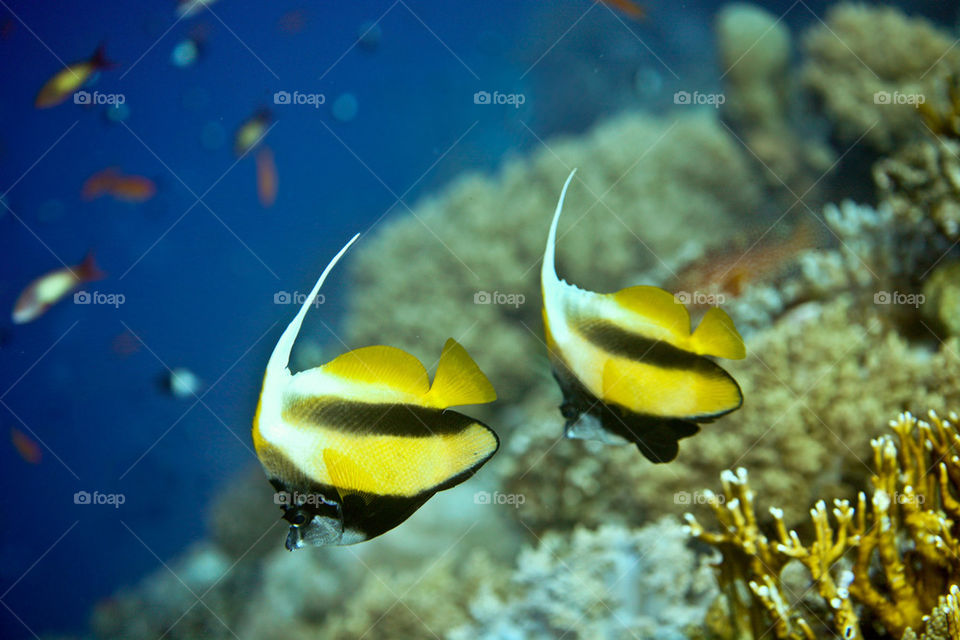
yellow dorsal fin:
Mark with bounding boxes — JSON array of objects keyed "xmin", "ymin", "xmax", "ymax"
[
  {"xmin": 321, "ymin": 345, "xmax": 430, "ymax": 395},
  {"xmin": 323, "ymin": 448, "xmax": 376, "ymax": 501},
  {"xmin": 425, "ymin": 339, "xmax": 496, "ymax": 408},
  {"xmin": 690, "ymin": 307, "xmax": 746, "ymax": 360},
  {"xmin": 612, "ymin": 285, "xmax": 691, "ymax": 336}
]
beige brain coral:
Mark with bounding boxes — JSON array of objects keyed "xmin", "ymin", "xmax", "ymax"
[
  {"xmin": 345, "ymin": 110, "xmax": 761, "ymax": 404},
  {"xmin": 802, "ymin": 3, "xmax": 960, "ymax": 151},
  {"xmin": 502, "ymin": 295, "xmax": 960, "ymax": 532}
]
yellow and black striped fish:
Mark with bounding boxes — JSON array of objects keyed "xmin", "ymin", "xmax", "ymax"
[
  {"xmin": 541, "ymin": 171, "xmax": 745, "ymax": 463},
  {"xmin": 253, "ymin": 234, "xmax": 499, "ymax": 549}
]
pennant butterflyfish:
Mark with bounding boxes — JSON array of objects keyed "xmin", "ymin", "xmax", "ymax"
[
  {"xmin": 253, "ymin": 234, "xmax": 499, "ymax": 549},
  {"xmin": 541, "ymin": 170, "xmax": 745, "ymax": 463}
]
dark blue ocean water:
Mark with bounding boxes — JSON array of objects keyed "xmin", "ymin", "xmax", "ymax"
[{"xmin": 0, "ymin": 1, "xmax": 951, "ymax": 637}]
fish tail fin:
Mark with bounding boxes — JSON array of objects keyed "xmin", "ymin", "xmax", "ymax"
[
  {"xmin": 264, "ymin": 234, "xmax": 360, "ymax": 384},
  {"xmin": 425, "ymin": 339, "xmax": 496, "ymax": 408},
  {"xmin": 690, "ymin": 307, "xmax": 745, "ymax": 360},
  {"xmin": 90, "ymin": 43, "xmax": 116, "ymax": 70},
  {"xmin": 542, "ymin": 169, "xmax": 578, "ymax": 290},
  {"xmin": 79, "ymin": 251, "xmax": 106, "ymax": 281}
]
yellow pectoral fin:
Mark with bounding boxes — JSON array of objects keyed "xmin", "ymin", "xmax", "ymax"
[
  {"xmin": 612, "ymin": 286, "xmax": 691, "ymax": 336},
  {"xmin": 690, "ymin": 307, "xmax": 746, "ymax": 360},
  {"xmin": 321, "ymin": 345, "xmax": 430, "ymax": 395},
  {"xmin": 425, "ymin": 339, "xmax": 496, "ymax": 408},
  {"xmin": 602, "ymin": 358, "xmax": 742, "ymax": 419}
]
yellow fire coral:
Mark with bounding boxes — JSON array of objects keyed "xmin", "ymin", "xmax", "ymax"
[{"xmin": 686, "ymin": 410, "xmax": 960, "ymax": 639}]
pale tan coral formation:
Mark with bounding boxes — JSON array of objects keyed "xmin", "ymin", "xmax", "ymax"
[
  {"xmin": 687, "ymin": 411, "xmax": 960, "ymax": 640},
  {"xmin": 923, "ymin": 261, "xmax": 960, "ymax": 339},
  {"xmin": 802, "ymin": 4, "xmax": 960, "ymax": 151},
  {"xmin": 503, "ymin": 296, "xmax": 960, "ymax": 533},
  {"xmin": 875, "ymin": 137, "xmax": 960, "ymax": 239},
  {"xmin": 715, "ymin": 3, "xmax": 834, "ymax": 200},
  {"xmin": 345, "ymin": 111, "xmax": 761, "ymax": 404}
]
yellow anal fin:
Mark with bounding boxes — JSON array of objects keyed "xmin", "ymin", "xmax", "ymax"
[
  {"xmin": 602, "ymin": 358, "xmax": 742, "ymax": 419},
  {"xmin": 690, "ymin": 307, "xmax": 746, "ymax": 360},
  {"xmin": 324, "ymin": 448, "xmax": 376, "ymax": 502},
  {"xmin": 612, "ymin": 286, "xmax": 691, "ymax": 336},
  {"xmin": 321, "ymin": 345, "xmax": 430, "ymax": 395},
  {"xmin": 320, "ymin": 422, "xmax": 499, "ymax": 497},
  {"xmin": 425, "ymin": 339, "xmax": 496, "ymax": 408}
]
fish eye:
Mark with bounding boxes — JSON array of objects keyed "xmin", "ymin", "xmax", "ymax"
[
  {"xmin": 291, "ymin": 512, "xmax": 308, "ymax": 526},
  {"xmin": 560, "ymin": 403, "xmax": 578, "ymax": 419}
]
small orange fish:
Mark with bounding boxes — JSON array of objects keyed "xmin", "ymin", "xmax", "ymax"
[
  {"xmin": 35, "ymin": 44, "xmax": 114, "ymax": 109},
  {"xmin": 82, "ymin": 168, "xmax": 156, "ymax": 203},
  {"xmin": 599, "ymin": 0, "xmax": 646, "ymax": 20},
  {"xmin": 673, "ymin": 220, "xmax": 818, "ymax": 301},
  {"xmin": 256, "ymin": 146, "xmax": 278, "ymax": 207},
  {"xmin": 278, "ymin": 9, "xmax": 308, "ymax": 34},
  {"xmin": 235, "ymin": 109, "xmax": 271, "ymax": 157},
  {"xmin": 12, "ymin": 252, "xmax": 105, "ymax": 324},
  {"xmin": 11, "ymin": 428, "xmax": 42, "ymax": 464},
  {"xmin": 111, "ymin": 330, "xmax": 142, "ymax": 357}
]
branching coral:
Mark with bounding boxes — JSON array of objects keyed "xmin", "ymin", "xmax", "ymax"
[
  {"xmin": 686, "ymin": 410, "xmax": 960, "ymax": 639},
  {"xmin": 345, "ymin": 110, "xmax": 761, "ymax": 405},
  {"xmin": 874, "ymin": 134, "xmax": 960, "ymax": 240},
  {"xmin": 802, "ymin": 4, "xmax": 960, "ymax": 151}
]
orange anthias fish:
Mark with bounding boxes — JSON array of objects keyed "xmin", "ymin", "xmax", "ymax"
[
  {"xmin": 12, "ymin": 252, "xmax": 105, "ymax": 324},
  {"xmin": 599, "ymin": 0, "xmax": 646, "ymax": 20},
  {"xmin": 256, "ymin": 146, "xmax": 278, "ymax": 207},
  {"xmin": 672, "ymin": 219, "xmax": 819, "ymax": 301},
  {"xmin": 35, "ymin": 44, "xmax": 114, "ymax": 108},
  {"xmin": 82, "ymin": 168, "xmax": 157, "ymax": 203},
  {"xmin": 11, "ymin": 428, "xmax": 42, "ymax": 464},
  {"xmin": 235, "ymin": 109, "xmax": 271, "ymax": 157}
]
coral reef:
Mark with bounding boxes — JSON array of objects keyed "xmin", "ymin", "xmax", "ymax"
[
  {"xmin": 686, "ymin": 410, "xmax": 960, "ymax": 639},
  {"xmin": 802, "ymin": 4, "xmax": 960, "ymax": 151},
  {"xmin": 923, "ymin": 261, "xmax": 960, "ymax": 339},
  {"xmin": 875, "ymin": 136, "xmax": 960, "ymax": 240},
  {"xmin": 345, "ymin": 110, "xmax": 762, "ymax": 405},
  {"xmin": 449, "ymin": 518, "xmax": 716, "ymax": 640},
  {"xmin": 715, "ymin": 3, "xmax": 834, "ymax": 200}
]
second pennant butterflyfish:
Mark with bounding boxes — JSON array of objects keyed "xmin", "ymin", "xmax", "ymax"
[
  {"xmin": 253, "ymin": 234, "xmax": 499, "ymax": 549},
  {"xmin": 541, "ymin": 170, "xmax": 745, "ymax": 463}
]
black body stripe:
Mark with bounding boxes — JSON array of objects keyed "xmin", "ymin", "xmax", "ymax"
[
  {"xmin": 577, "ymin": 320, "xmax": 702, "ymax": 370},
  {"xmin": 282, "ymin": 396, "xmax": 477, "ymax": 437}
]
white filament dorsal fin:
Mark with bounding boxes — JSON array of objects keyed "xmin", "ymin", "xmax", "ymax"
[
  {"xmin": 542, "ymin": 169, "xmax": 577, "ymax": 291},
  {"xmin": 265, "ymin": 233, "xmax": 360, "ymax": 385}
]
